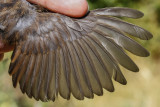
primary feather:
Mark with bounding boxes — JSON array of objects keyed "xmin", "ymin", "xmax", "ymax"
[{"xmin": 0, "ymin": 0, "xmax": 152, "ymax": 102}]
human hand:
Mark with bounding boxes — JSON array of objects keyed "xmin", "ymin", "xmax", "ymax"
[{"xmin": 27, "ymin": 0, "xmax": 88, "ymax": 17}]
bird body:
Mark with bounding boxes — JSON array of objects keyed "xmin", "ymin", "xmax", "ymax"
[{"xmin": 0, "ymin": 0, "xmax": 152, "ymax": 102}]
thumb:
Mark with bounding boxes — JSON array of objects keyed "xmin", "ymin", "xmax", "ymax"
[{"xmin": 27, "ymin": 0, "xmax": 89, "ymax": 18}]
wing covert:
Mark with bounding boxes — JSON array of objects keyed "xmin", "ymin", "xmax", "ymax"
[{"xmin": 8, "ymin": 7, "xmax": 152, "ymax": 102}]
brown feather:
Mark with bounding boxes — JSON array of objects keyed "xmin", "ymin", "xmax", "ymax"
[{"xmin": 0, "ymin": 0, "xmax": 153, "ymax": 102}]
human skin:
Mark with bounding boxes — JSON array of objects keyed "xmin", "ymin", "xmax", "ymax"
[
  {"xmin": 0, "ymin": 0, "xmax": 88, "ymax": 61},
  {"xmin": 27, "ymin": 0, "xmax": 88, "ymax": 18}
]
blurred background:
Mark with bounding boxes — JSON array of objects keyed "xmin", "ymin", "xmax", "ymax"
[{"xmin": 0, "ymin": 0, "xmax": 160, "ymax": 107}]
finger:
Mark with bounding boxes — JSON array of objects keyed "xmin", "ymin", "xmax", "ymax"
[{"xmin": 27, "ymin": 0, "xmax": 88, "ymax": 17}]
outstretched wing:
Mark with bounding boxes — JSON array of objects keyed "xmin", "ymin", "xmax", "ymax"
[{"xmin": 9, "ymin": 7, "xmax": 152, "ymax": 101}]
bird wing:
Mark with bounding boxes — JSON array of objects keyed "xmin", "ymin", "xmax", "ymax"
[{"xmin": 8, "ymin": 7, "xmax": 152, "ymax": 101}]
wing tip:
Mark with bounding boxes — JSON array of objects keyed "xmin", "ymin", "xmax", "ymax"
[
  {"xmin": 130, "ymin": 66, "xmax": 139, "ymax": 72},
  {"xmin": 146, "ymin": 33, "xmax": 153, "ymax": 40},
  {"xmin": 119, "ymin": 80, "xmax": 127, "ymax": 85},
  {"xmin": 93, "ymin": 7, "xmax": 144, "ymax": 19},
  {"xmin": 143, "ymin": 50, "xmax": 150, "ymax": 57},
  {"xmin": 134, "ymin": 10, "xmax": 144, "ymax": 19},
  {"xmin": 140, "ymin": 31, "xmax": 153, "ymax": 40},
  {"xmin": 107, "ymin": 86, "xmax": 115, "ymax": 92},
  {"xmin": 118, "ymin": 7, "xmax": 144, "ymax": 19}
]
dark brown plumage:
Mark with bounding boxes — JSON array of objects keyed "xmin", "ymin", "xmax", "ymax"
[{"xmin": 0, "ymin": 0, "xmax": 152, "ymax": 102}]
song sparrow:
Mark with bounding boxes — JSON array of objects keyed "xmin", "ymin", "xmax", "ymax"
[{"xmin": 0, "ymin": 0, "xmax": 152, "ymax": 102}]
